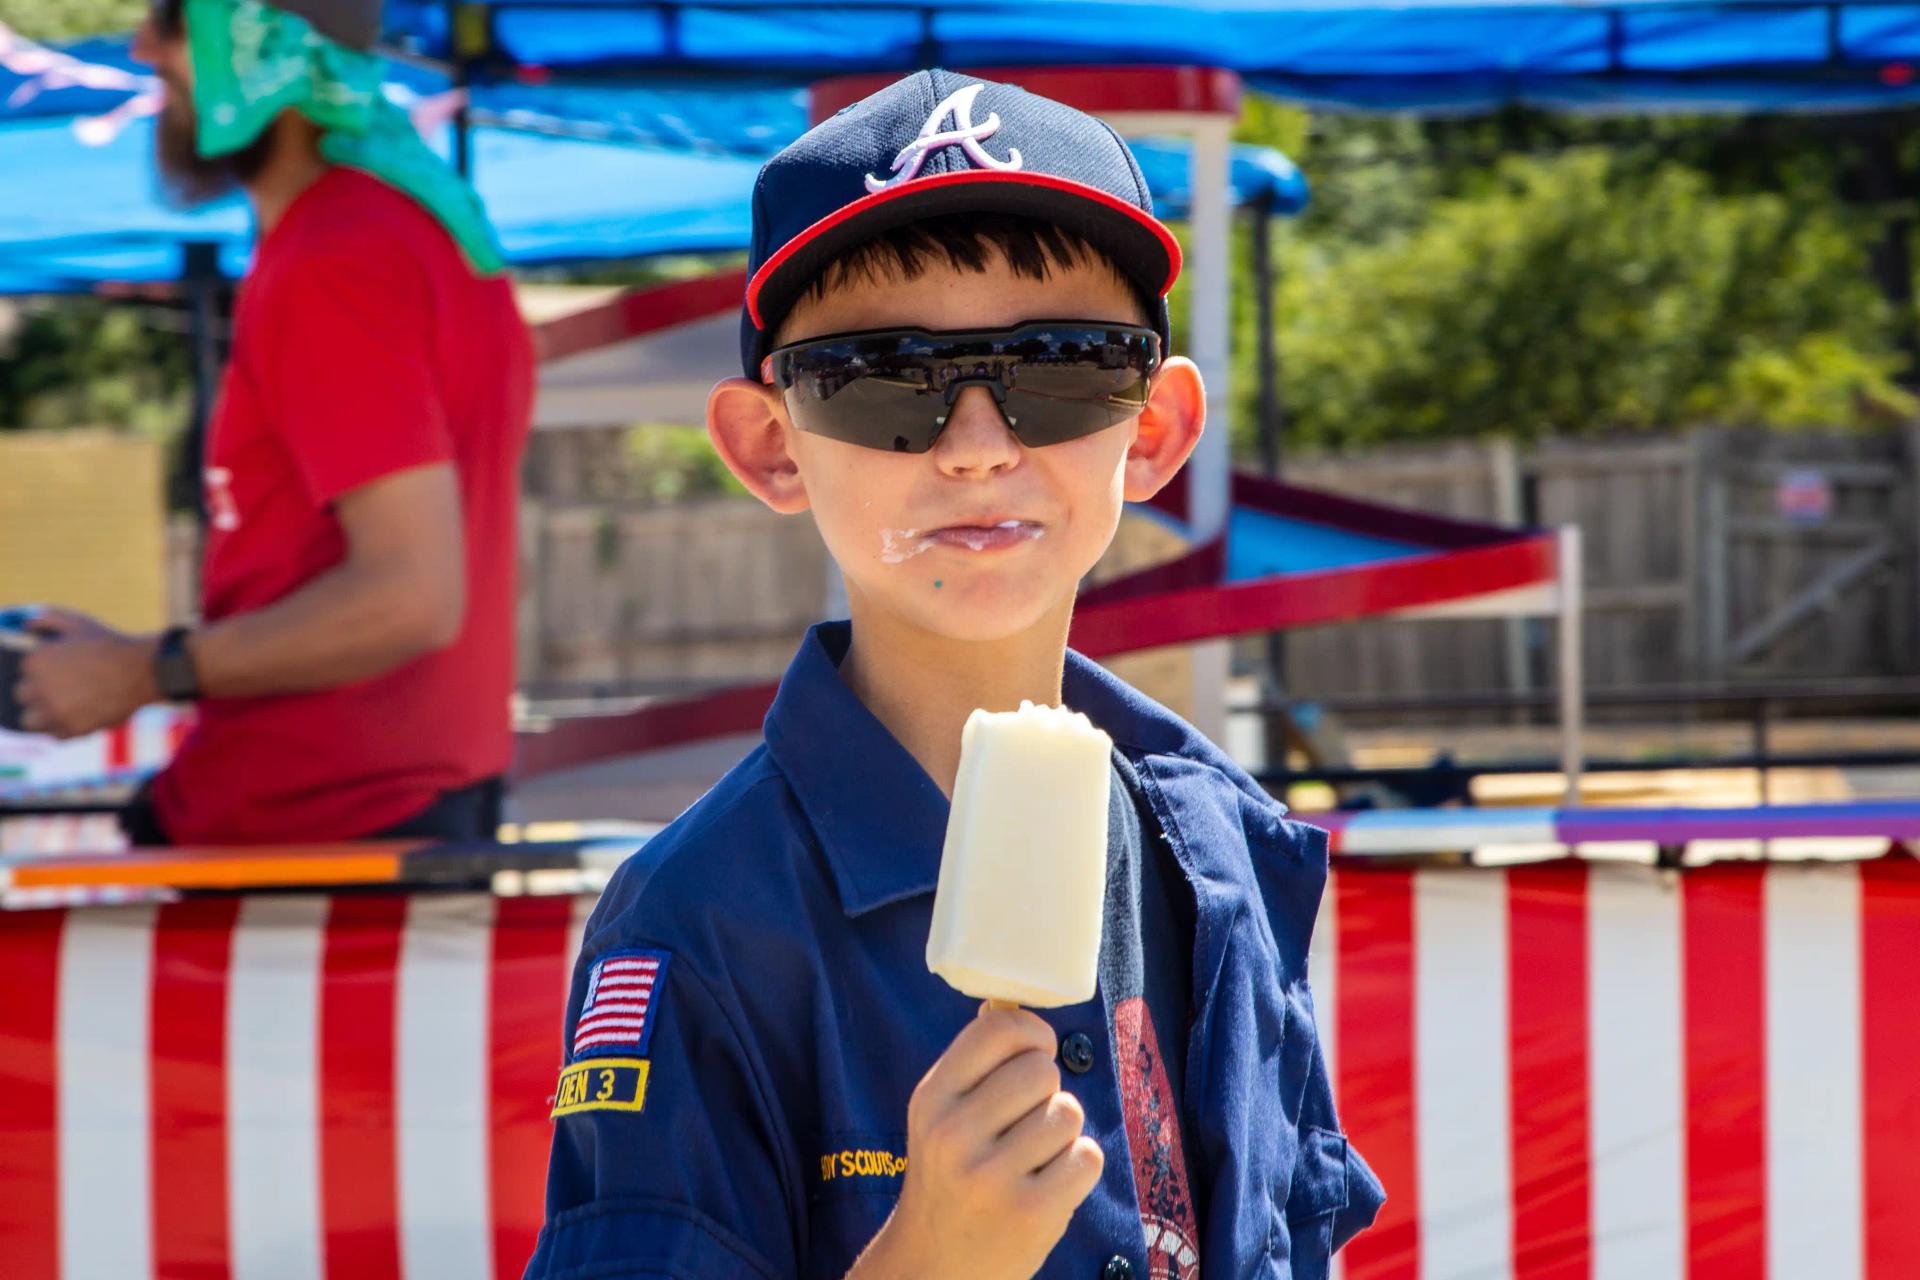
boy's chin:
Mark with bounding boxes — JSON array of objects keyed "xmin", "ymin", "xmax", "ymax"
[{"xmin": 863, "ymin": 576, "xmax": 1072, "ymax": 645}]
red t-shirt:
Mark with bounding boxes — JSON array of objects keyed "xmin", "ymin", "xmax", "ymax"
[{"xmin": 153, "ymin": 168, "xmax": 533, "ymax": 844}]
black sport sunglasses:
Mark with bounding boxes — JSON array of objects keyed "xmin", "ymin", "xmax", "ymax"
[{"xmin": 762, "ymin": 320, "xmax": 1161, "ymax": 454}]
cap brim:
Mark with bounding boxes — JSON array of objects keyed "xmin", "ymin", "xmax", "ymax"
[{"xmin": 745, "ymin": 169, "xmax": 1182, "ymax": 336}]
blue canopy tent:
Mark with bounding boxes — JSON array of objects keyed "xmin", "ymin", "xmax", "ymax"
[
  {"xmin": 383, "ymin": 0, "xmax": 1920, "ymax": 116},
  {"xmin": 0, "ymin": 30, "xmax": 1308, "ymax": 293}
]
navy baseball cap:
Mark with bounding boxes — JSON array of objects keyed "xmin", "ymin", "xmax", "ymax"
[{"xmin": 740, "ymin": 69, "xmax": 1181, "ymax": 377}]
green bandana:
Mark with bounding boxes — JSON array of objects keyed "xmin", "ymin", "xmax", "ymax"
[{"xmin": 184, "ymin": 0, "xmax": 506, "ymax": 274}]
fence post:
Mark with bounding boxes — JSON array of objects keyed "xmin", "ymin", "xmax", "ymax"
[
  {"xmin": 1698, "ymin": 429, "xmax": 1731, "ymax": 683},
  {"xmin": 1907, "ymin": 422, "xmax": 1920, "ymax": 673},
  {"xmin": 1557, "ymin": 523, "xmax": 1586, "ymax": 806},
  {"xmin": 1492, "ymin": 437, "xmax": 1531, "ymax": 718}
]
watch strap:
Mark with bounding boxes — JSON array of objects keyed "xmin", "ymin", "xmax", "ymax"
[{"xmin": 153, "ymin": 626, "xmax": 201, "ymax": 703}]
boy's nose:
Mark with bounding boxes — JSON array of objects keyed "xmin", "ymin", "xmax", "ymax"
[{"xmin": 932, "ymin": 385, "xmax": 1021, "ymax": 478}]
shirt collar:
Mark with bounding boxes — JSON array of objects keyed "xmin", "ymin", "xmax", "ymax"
[{"xmin": 763, "ymin": 621, "xmax": 1215, "ymax": 917}]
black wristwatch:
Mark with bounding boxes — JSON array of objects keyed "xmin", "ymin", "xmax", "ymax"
[{"xmin": 153, "ymin": 626, "xmax": 201, "ymax": 703}]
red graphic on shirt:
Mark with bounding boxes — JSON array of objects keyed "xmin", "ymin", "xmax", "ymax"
[{"xmin": 1114, "ymin": 995, "xmax": 1201, "ymax": 1279}]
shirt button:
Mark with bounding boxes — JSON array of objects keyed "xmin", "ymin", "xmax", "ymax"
[
  {"xmin": 1101, "ymin": 1257, "xmax": 1135, "ymax": 1280},
  {"xmin": 1061, "ymin": 1031, "xmax": 1096, "ymax": 1075}
]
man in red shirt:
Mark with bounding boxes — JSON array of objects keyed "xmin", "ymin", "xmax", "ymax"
[{"xmin": 13, "ymin": 0, "xmax": 533, "ymax": 844}]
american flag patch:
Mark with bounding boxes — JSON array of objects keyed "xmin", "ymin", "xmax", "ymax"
[{"xmin": 572, "ymin": 949, "xmax": 670, "ymax": 1061}]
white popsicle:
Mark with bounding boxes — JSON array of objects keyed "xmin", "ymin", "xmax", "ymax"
[{"xmin": 926, "ymin": 700, "xmax": 1113, "ymax": 1008}]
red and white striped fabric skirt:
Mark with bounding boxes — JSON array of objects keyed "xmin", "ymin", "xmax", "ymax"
[
  {"xmin": 1312, "ymin": 858, "xmax": 1920, "ymax": 1280},
  {"xmin": 0, "ymin": 893, "xmax": 591, "ymax": 1280},
  {"xmin": 1, "ymin": 859, "xmax": 1915, "ymax": 1279}
]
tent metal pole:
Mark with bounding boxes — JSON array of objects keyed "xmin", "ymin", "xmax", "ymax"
[
  {"xmin": 1251, "ymin": 194, "xmax": 1280, "ymax": 477},
  {"xmin": 177, "ymin": 241, "xmax": 223, "ymax": 523},
  {"xmin": 448, "ymin": 0, "xmax": 475, "ymax": 178},
  {"xmin": 1250, "ymin": 193, "xmax": 1292, "ymax": 765},
  {"xmin": 1188, "ymin": 113, "xmax": 1234, "ymax": 745}
]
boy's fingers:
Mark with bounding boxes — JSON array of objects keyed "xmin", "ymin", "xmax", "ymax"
[
  {"xmin": 954, "ymin": 1047, "xmax": 1061, "ymax": 1139},
  {"xmin": 991, "ymin": 1090, "xmax": 1087, "ymax": 1176},
  {"xmin": 1028, "ymin": 1133, "xmax": 1105, "ymax": 1205},
  {"xmin": 920, "ymin": 1008, "xmax": 1058, "ymax": 1105}
]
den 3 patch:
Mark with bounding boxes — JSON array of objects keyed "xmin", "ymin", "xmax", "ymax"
[
  {"xmin": 553, "ymin": 1058, "xmax": 651, "ymax": 1118},
  {"xmin": 551, "ymin": 948, "xmax": 671, "ymax": 1118}
]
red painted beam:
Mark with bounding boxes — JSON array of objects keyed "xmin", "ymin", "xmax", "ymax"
[{"xmin": 530, "ymin": 268, "xmax": 747, "ymax": 365}]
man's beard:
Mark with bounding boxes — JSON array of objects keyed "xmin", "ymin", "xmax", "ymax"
[{"xmin": 154, "ymin": 88, "xmax": 275, "ymax": 206}]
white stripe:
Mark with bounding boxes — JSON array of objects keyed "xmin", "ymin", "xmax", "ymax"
[
  {"xmin": 567, "ymin": 894, "xmax": 595, "ymax": 977},
  {"xmin": 1414, "ymin": 868, "xmax": 1513, "ymax": 1280},
  {"xmin": 58, "ymin": 904, "xmax": 155, "ymax": 1280},
  {"xmin": 1765, "ymin": 863, "xmax": 1863, "ymax": 1280},
  {"xmin": 581, "ymin": 1001, "xmax": 652, "ymax": 1017},
  {"xmin": 397, "ymin": 894, "xmax": 495, "ymax": 1280},
  {"xmin": 227, "ymin": 896, "xmax": 327, "ymax": 1280},
  {"xmin": 577, "ymin": 1017, "xmax": 651, "ymax": 1034},
  {"xmin": 1587, "ymin": 865, "xmax": 1685, "ymax": 1280},
  {"xmin": 599, "ymin": 959, "xmax": 658, "ymax": 971},
  {"xmin": 574, "ymin": 1036, "xmax": 647, "ymax": 1052},
  {"xmin": 1305, "ymin": 868, "xmax": 1341, "ymax": 1280}
]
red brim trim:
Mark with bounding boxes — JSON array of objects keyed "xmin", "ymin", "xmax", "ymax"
[{"xmin": 745, "ymin": 169, "xmax": 1183, "ymax": 330}]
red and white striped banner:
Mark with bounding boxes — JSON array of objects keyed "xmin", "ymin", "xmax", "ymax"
[
  {"xmin": 1312, "ymin": 858, "xmax": 1920, "ymax": 1280},
  {"xmin": 3, "ymin": 861, "xmax": 1916, "ymax": 1278},
  {"xmin": 0, "ymin": 893, "xmax": 593, "ymax": 1280}
]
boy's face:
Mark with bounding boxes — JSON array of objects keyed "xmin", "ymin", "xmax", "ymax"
[{"xmin": 710, "ymin": 252, "xmax": 1204, "ymax": 645}]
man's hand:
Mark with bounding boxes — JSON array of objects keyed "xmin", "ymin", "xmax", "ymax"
[
  {"xmin": 14, "ymin": 608, "xmax": 158, "ymax": 739},
  {"xmin": 848, "ymin": 1005, "xmax": 1105, "ymax": 1280}
]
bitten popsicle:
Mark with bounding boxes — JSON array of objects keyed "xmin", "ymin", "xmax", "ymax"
[{"xmin": 926, "ymin": 700, "xmax": 1113, "ymax": 1008}]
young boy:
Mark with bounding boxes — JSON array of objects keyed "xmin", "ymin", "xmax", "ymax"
[{"xmin": 527, "ymin": 70, "xmax": 1383, "ymax": 1280}]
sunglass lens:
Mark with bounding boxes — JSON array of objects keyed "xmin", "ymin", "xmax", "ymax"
[
  {"xmin": 782, "ymin": 372, "xmax": 944, "ymax": 453},
  {"xmin": 1001, "ymin": 364, "xmax": 1150, "ymax": 447}
]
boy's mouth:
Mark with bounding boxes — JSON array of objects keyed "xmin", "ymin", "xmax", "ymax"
[{"xmin": 879, "ymin": 520, "xmax": 1045, "ymax": 561}]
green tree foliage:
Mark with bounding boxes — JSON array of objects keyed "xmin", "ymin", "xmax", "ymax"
[
  {"xmin": 0, "ymin": 299, "xmax": 190, "ymax": 434},
  {"xmin": 624, "ymin": 424, "xmax": 747, "ymax": 505},
  {"xmin": 1232, "ymin": 117, "xmax": 1918, "ymax": 453},
  {"xmin": 1251, "ymin": 148, "xmax": 1911, "ymax": 446},
  {"xmin": 0, "ymin": 0, "xmax": 144, "ymax": 40}
]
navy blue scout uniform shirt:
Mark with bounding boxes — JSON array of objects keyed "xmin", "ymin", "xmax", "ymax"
[{"xmin": 527, "ymin": 622, "xmax": 1384, "ymax": 1280}]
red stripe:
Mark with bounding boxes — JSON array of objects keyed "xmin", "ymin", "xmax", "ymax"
[
  {"xmin": 1507, "ymin": 864, "xmax": 1592, "ymax": 1280},
  {"xmin": 489, "ymin": 897, "xmax": 576, "ymax": 1280},
  {"xmin": 1334, "ymin": 869, "xmax": 1419, "ymax": 1280},
  {"xmin": 106, "ymin": 722, "xmax": 133, "ymax": 769},
  {"xmin": 1862, "ymin": 856, "xmax": 1920, "ymax": 1279},
  {"xmin": 0, "ymin": 909, "xmax": 65, "ymax": 1277},
  {"xmin": 1683, "ymin": 865, "xmax": 1768, "ymax": 1279},
  {"xmin": 318, "ymin": 896, "xmax": 406, "ymax": 1280},
  {"xmin": 150, "ymin": 898, "xmax": 240, "ymax": 1280}
]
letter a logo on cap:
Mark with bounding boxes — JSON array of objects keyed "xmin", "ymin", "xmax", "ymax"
[{"xmin": 864, "ymin": 83, "xmax": 1024, "ymax": 193}]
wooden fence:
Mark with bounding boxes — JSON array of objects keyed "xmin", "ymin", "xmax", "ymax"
[
  {"xmin": 159, "ymin": 425, "xmax": 1920, "ymax": 701},
  {"xmin": 1282, "ymin": 426, "xmax": 1919, "ymax": 707}
]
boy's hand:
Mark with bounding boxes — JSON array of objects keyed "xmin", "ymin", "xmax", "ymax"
[{"xmin": 848, "ymin": 1005, "xmax": 1104, "ymax": 1280}]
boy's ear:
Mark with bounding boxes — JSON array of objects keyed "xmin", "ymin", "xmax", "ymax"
[
  {"xmin": 1123, "ymin": 356, "xmax": 1205, "ymax": 504},
  {"xmin": 707, "ymin": 378, "xmax": 810, "ymax": 514}
]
